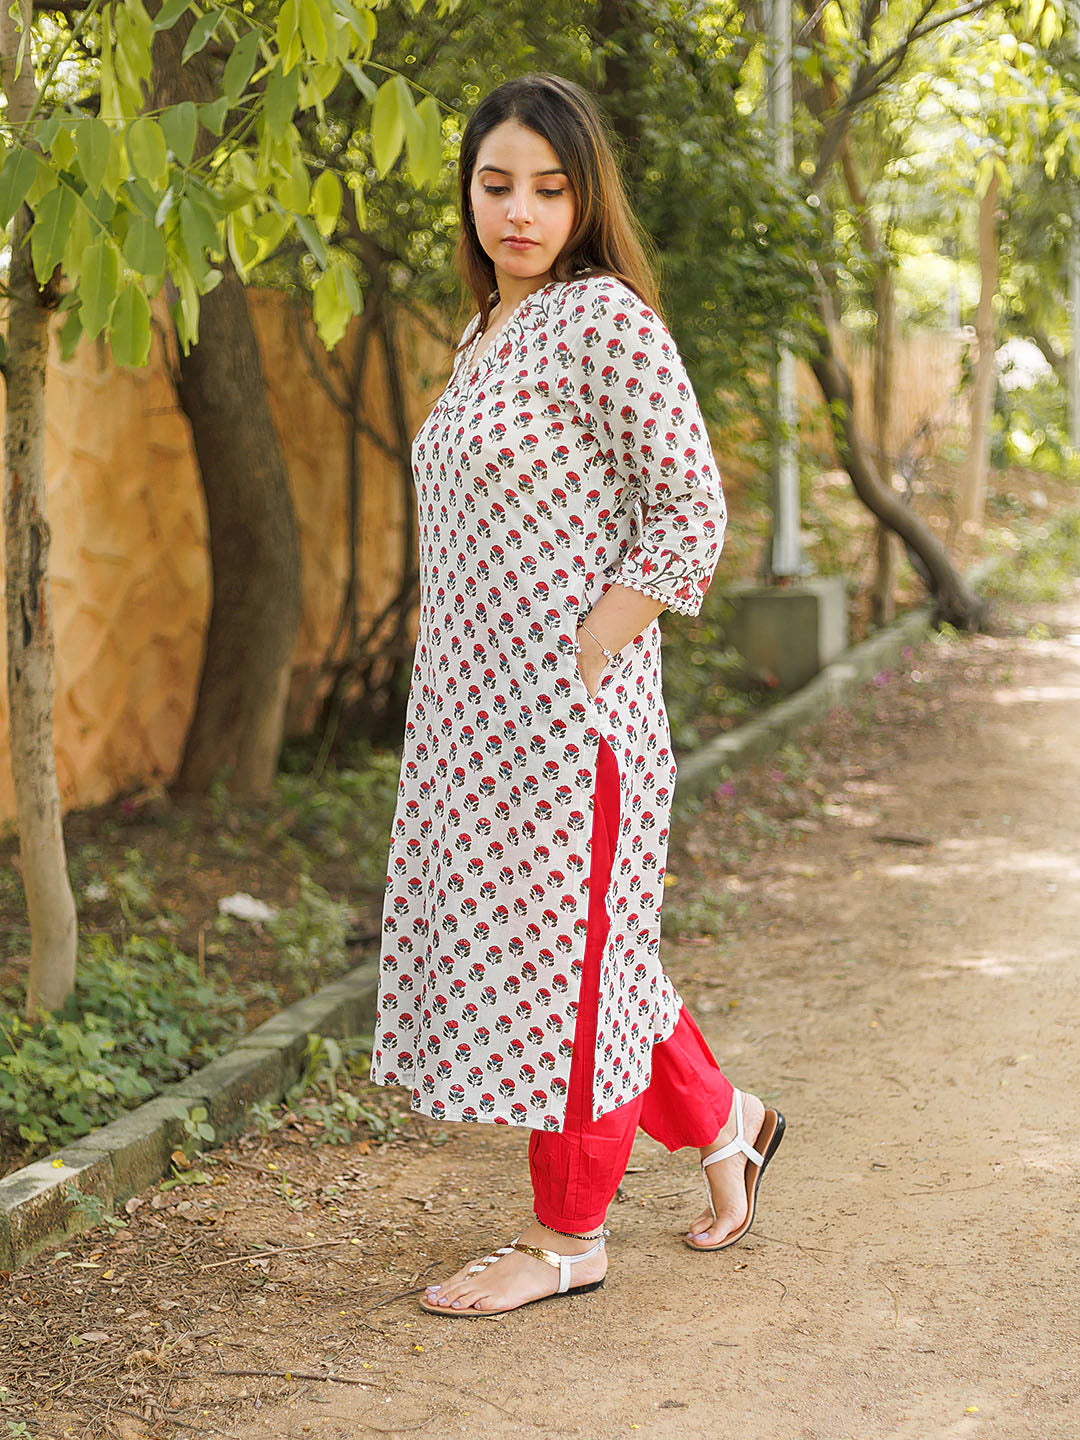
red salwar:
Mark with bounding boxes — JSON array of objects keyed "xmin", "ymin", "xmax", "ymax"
[{"xmin": 529, "ymin": 734, "xmax": 736, "ymax": 1233}]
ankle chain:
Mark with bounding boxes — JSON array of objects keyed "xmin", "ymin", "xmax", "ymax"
[{"xmin": 535, "ymin": 1214, "xmax": 610, "ymax": 1242}]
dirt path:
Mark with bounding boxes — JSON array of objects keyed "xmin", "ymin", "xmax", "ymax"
[{"xmin": 8, "ymin": 586, "xmax": 1079, "ymax": 1440}]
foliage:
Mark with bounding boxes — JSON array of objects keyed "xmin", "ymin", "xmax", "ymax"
[
  {"xmin": 249, "ymin": 1032, "xmax": 408, "ymax": 1147},
  {"xmin": 0, "ymin": 0, "xmax": 449, "ymax": 359},
  {"xmin": 265, "ymin": 873, "xmax": 354, "ymax": 985},
  {"xmin": 992, "ymin": 370, "xmax": 1080, "ymax": 475},
  {"xmin": 662, "ymin": 591, "xmax": 775, "ymax": 754},
  {"xmin": 984, "ymin": 511, "xmax": 1080, "ymax": 601},
  {"xmin": 275, "ymin": 741, "xmax": 402, "ymax": 883},
  {"xmin": 0, "ymin": 934, "xmax": 252, "ymax": 1156}
]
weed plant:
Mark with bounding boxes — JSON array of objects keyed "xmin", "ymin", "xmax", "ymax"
[{"xmin": 0, "ymin": 936, "xmax": 271, "ymax": 1162}]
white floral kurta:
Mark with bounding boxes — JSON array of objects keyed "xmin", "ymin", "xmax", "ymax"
[{"xmin": 370, "ymin": 272, "xmax": 727, "ymax": 1130}]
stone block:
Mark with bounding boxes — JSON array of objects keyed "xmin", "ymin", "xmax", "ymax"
[
  {"xmin": 164, "ymin": 1044, "xmax": 287, "ymax": 1140},
  {"xmin": 78, "ymin": 1096, "xmax": 194, "ymax": 1204},
  {"xmin": 238, "ymin": 962, "xmax": 379, "ymax": 1058},
  {"xmin": 725, "ymin": 577, "xmax": 849, "ymax": 693},
  {"xmin": 0, "ymin": 1144, "xmax": 114, "ymax": 1272}
]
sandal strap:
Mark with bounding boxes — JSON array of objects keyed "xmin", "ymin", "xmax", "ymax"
[
  {"xmin": 510, "ymin": 1233, "xmax": 607, "ymax": 1294},
  {"xmin": 465, "ymin": 1246, "xmax": 515, "ymax": 1276},
  {"xmin": 698, "ymin": 1090, "xmax": 764, "ymax": 1222}
]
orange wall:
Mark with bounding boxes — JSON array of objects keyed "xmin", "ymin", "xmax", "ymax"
[{"xmin": 0, "ymin": 290, "xmax": 449, "ymax": 819}]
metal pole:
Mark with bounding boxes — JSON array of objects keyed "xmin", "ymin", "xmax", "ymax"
[{"xmin": 766, "ymin": 0, "xmax": 807, "ymax": 577}]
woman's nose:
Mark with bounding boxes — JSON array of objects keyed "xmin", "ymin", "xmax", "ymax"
[{"xmin": 506, "ymin": 190, "xmax": 533, "ymax": 223}]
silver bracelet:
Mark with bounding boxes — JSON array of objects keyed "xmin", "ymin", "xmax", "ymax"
[{"xmin": 575, "ymin": 622, "xmax": 619, "ymax": 662}]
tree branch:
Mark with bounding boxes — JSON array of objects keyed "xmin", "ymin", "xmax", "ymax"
[{"xmin": 810, "ymin": 0, "xmax": 1000, "ymax": 190}]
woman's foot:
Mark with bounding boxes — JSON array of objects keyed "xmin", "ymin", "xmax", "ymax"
[
  {"xmin": 685, "ymin": 1089, "xmax": 767, "ymax": 1249},
  {"xmin": 422, "ymin": 1218, "xmax": 608, "ymax": 1314}
]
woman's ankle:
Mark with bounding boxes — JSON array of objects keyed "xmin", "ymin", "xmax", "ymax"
[{"xmin": 530, "ymin": 1215, "xmax": 608, "ymax": 1251}]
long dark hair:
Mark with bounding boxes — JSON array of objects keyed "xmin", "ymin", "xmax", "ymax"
[{"xmin": 453, "ymin": 73, "xmax": 662, "ymax": 360}]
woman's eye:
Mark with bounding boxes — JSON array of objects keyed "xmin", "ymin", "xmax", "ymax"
[{"xmin": 481, "ymin": 186, "xmax": 566, "ymax": 198}]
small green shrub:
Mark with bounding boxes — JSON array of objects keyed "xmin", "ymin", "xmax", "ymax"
[
  {"xmin": 662, "ymin": 592, "xmax": 773, "ymax": 751},
  {"xmin": 250, "ymin": 1033, "xmax": 407, "ymax": 1148},
  {"xmin": 0, "ymin": 935, "xmax": 253, "ymax": 1157},
  {"xmin": 985, "ymin": 512, "xmax": 1080, "ymax": 603},
  {"xmin": 275, "ymin": 744, "xmax": 401, "ymax": 882},
  {"xmin": 268, "ymin": 874, "xmax": 355, "ymax": 986}
]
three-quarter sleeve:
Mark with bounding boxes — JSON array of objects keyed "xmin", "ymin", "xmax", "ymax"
[{"xmin": 556, "ymin": 277, "xmax": 727, "ymax": 617}]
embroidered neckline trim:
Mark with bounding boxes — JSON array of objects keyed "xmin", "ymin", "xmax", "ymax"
[{"xmin": 458, "ymin": 277, "xmax": 570, "ymax": 387}]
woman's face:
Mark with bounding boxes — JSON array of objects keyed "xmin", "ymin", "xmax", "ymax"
[{"xmin": 469, "ymin": 119, "xmax": 577, "ymax": 291}]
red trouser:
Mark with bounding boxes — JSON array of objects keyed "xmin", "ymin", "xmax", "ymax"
[{"xmin": 528, "ymin": 734, "xmax": 735, "ymax": 1233}]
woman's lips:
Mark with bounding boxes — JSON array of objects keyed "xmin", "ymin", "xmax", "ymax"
[{"xmin": 503, "ymin": 238, "xmax": 538, "ymax": 249}]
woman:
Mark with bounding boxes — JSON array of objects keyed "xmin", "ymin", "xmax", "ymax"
[{"xmin": 370, "ymin": 72, "xmax": 785, "ymax": 1318}]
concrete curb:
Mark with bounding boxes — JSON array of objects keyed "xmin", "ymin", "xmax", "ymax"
[
  {"xmin": 676, "ymin": 554, "xmax": 1004, "ymax": 802},
  {"xmin": 0, "ymin": 960, "xmax": 378, "ymax": 1273},
  {"xmin": 0, "ymin": 551, "xmax": 1015, "ymax": 1273}
]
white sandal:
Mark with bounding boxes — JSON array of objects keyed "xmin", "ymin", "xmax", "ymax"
[
  {"xmin": 684, "ymin": 1088, "xmax": 786, "ymax": 1252},
  {"xmin": 419, "ymin": 1231, "xmax": 608, "ymax": 1318}
]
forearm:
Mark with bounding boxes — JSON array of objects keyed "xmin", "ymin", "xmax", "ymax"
[{"xmin": 576, "ymin": 583, "xmax": 666, "ymax": 693}]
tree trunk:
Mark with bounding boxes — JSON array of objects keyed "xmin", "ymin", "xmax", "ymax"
[
  {"xmin": 957, "ymin": 167, "xmax": 1000, "ymax": 536},
  {"xmin": 871, "ymin": 260, "xmax": 897, "ymax": 626},
  {"xmin": 1, "ymin": 0, "xmax": 78, "ymax": 1016},
  {"xmin": 810, "ymin": 278, "xmax": 988, "ymax": 632},
  {"xmin": 151, "ymin": 10, "xmax": 302, "ymax": 797}
]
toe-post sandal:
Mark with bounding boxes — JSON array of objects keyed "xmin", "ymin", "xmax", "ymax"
[
  {"xmin": 684, "ymin": 1088, "xmax": 786, "ymax": 1252},
  {"xmin": 418, "ymin": 1231, "xmax": 607, "ymax": 1318}
]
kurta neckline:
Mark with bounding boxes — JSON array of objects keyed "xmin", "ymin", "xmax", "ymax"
[{"xmin": 460, "ymin": 278, "xmax": 567, "ymax": 386}]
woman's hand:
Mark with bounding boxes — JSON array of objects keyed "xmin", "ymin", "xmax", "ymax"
[{"xmin": 575, "ymin": 648, "xmax": 607, "ymax": 699}]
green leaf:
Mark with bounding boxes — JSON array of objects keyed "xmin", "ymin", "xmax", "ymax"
[
  {"xmin": 350, "ymin": 175, "xmax": 366, "ymax": 230},
  {"xmin": 299, "ymin": 0, "xmax": 330, "ymax": 63},
  {"xmin": 265, "ymin": 62, "xmax": 300, "ymax": 134},
  {"xmin": 226, "ymin": 211, "xmax": 260, "ymax": 277},
  {"xmin": 123, "ymin": 214, "xmax": 166, "ymax": 275},
  {"xmin": 80, "ymin": 239, "xmax": 120, "ymax": 340},
  {"xmin": 180, "ymin": 194, "xmax": 222, "ymax": 264},
  {"xmin": 413, "ymin": 95, "xmax": 442, "ymax": 186},
  {"xmin": 35, "ymin": 115, "xmax": 62, "ymax": 152},
  {"xmin": 331, "ymin": 0, "xmax": 373, "ymax": 43},
  {"xmin": 250, "ymin": 208, "xmax": 290, "ymax": 264},
  {"xmin": 371, "ymin": 75, "xmax": 405, "ymax": 178},
  {"xmin": 160, "ymin": 102, "xmax": 198, "ymax": 167},
  {"xmin": 294, "ymin": 211, "xmax": 327, "ymax": 269},
  {"xmin": 342, "ymin": 59, "xmax": 377, "ymax": 104},
  {"xmin": 223, "ymin": 28, "xmax": 261, "ymax": 104},
  {"xmin": 30, "ymin": 184, "xmax": 76, "ymax": 283},
  {"xmin": 198, "ymin": 96, "xmax": 229, "ymax": 136},
  {"xmin": 154, "ymin": 187, "xmax": 177, "ymax": 228},
  {"xmin": 403, "ymin": 88, "xmax": 440, "ymax": 187},
  {"xmin": 152, "ymin": 0, "xmax": 193, "ymax": 30},
  {"xmin": 109, "ymin": 284, "xmax": 152, "ymax": 368},
  {"xmin": 312, "ymin": 256, "xmax": 361, "ymax": 350},
  {"xmin": 274, "ymin": 150, "xmax": 310, "ymax": 213},
  {"xmin": 75, "ymin": 117, "xmax": 112, "ymax": 195},
  {"xmin": 26, "ymin": 156, "xmax": 58, "ymax": 208},
  {"xmin": 49, "ymin": 124, "xmax": 77, "ymax": 172},
  {"xmin": 310, "ymin": 168, "xmax": 342, "ymax": 236},
  {"xmin": 182, "ymin": 6, "xmax": 223, "ymax": 63},
  {"xmin": 126, "ymin": 118, "xmax": 169, "ymax": 190},
  {"xmin": 0, "ymin": 146, "xmax": 41, "ymax": 228},
  {"xmin": 98, "ymin": 7, "xmax": 123, "ymax": 125},
  {"xmin": 62, "ymin": 195, "xmax": 93, "ymax": 277},
  {"xmin": 276, "ymin": 0, "xmax": 302, "ymax": 72}
]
